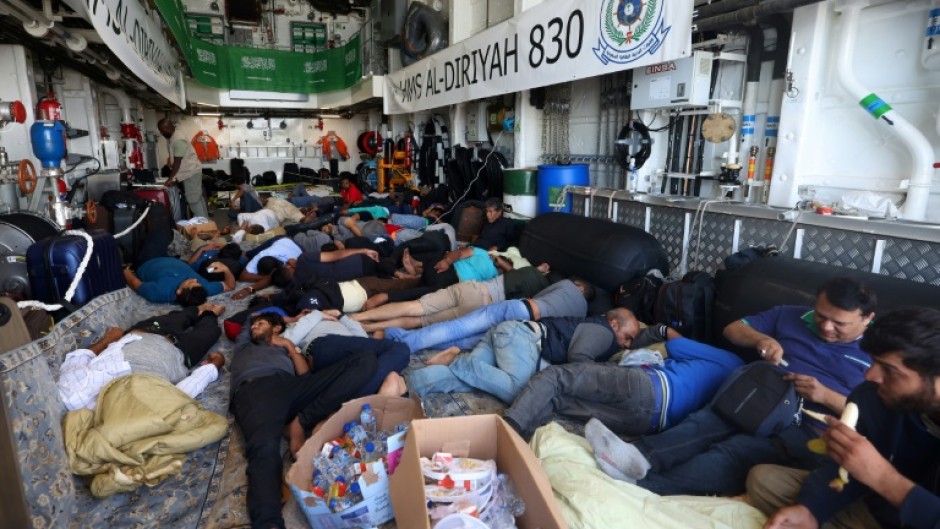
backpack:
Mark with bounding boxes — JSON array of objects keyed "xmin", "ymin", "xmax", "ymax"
[
  {"xmin": 613, "ymin": 270, "xmax": 664, "ymax": 323},
  {"xmin": 100, "ymin": 189, "xmax": 147, "ymax": 210},
  {"xmin": 283, "ymin": 163, "xmax": 301, "ymax": 183},
  {"xmin": 711, "ymin": 362, "xmax": 802, "ymax": 437},
  {"xmin": 652, "ymin": 271, "xmax": 715, "ymax": 342}
]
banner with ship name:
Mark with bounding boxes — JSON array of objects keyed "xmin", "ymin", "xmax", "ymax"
[
  {"xmin": 384, "ymin": 0, "xmax": 692, "ymax": 114},
  {"xmin": 80, "ymin": 0, "xmax": 186, "ymax": 107}
]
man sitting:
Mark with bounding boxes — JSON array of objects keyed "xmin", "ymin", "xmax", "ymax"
[
  {"xmin": 407, "ymin": 308, "xmax": 638, "ymax": 404},
  {"xmin": 471, "ymin": 197, "xmax": 516, "ymax": 252},
  {"xmin": 503, "ymin": 324, "xmax": 744, "ymax": 439},
  {"xmin": 748, "ymin": 307, "xmax": 940, "ymax": 529},
  {"xmin": 57, "ymin": 304, "xmax": 226, "ymax": 411},
  {"xmin": 586, "ymin": 277, "xmax": 876, "ymax": 497}
]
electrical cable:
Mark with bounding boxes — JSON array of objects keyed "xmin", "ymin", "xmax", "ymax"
[
  {"xmin": 779, "ymin": 208, "xmax": 804, "ymax": 253},
  {"xmin": 438, "ymin": 130, "xmax": 505, "ymax": 221},
  {"xmin": 615, "ymin": 118, "xmax": 652, "ymax": 170}
]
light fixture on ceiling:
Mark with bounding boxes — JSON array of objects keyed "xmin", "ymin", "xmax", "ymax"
[{"xmin": 197, "ymin": 112, "xmax": 222, "ymax": 117}]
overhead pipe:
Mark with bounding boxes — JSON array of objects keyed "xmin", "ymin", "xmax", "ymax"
[
  {"xmin": 2, "ymin": 0, "xmax": 91, "ymax": 54},
  {"xmin": 696, "ymin": 0, "xmax": 823, "ymax": 32},
  {"xmin": 835, "ymin": 1, "xmax": 933, "ymax": 220},
  {"xmin": 98, "ymin": 87, "xmax": 133, "ymax": 124},
  {"xmin": 696, "ymin": 0, "xmax": 759, "ymax": 20}
]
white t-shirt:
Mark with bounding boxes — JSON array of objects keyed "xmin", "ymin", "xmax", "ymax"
[
  {"xmin": 237, "ymin": 209, "xmax": 280, "ymax": 232},
  {"xmin": 245, "ymin": 237, "xmax": 303, "ymax": 274}
]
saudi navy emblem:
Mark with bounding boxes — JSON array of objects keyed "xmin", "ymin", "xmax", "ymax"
[{"xmin": 594, "ymin": 0, "xmax": 671, "ymax": 65}]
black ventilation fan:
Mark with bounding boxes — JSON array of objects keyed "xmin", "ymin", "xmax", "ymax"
[{"xmin": 614, "ymin": 120, "xmax": 652, "ymax": 170}]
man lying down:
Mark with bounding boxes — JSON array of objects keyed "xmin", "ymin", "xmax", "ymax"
[{"xmin": 56, "ymin": 303, "xmax": 227, "ymax": 410}]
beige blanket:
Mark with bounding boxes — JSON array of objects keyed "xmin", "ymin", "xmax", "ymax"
[
  {"xmin": 530, "ymin": 422, "xmax": 767, "ymax": 529},
  {"xmin": 63, "ymin": 373, "xmax": 228, "ymax": 497}
]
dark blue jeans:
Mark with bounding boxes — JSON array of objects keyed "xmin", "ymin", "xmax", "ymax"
[
  {"xmin": 230, "ymin": 351, "xmax": 376, "ymax": 529},
  {"xmin": 306, "ymin": 335, "xmax": 409, "ymax": 396},
  {"xmin": 634, "ymin": 407, "xmax": 825, "ymax": 496}
]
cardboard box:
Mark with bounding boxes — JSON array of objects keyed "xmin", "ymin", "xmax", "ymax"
[
  {"xmin": 285, "ymin": 395, "xmax": 424, "ymax": 529},
  {"xmin": 390, "ymin": 415, "xmax": 568, "ymax": 529}
]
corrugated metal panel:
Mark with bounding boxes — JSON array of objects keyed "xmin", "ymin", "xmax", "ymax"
[
  {"xmin": 649, "ymin": 208, "xmax": 687, "ymax": 274},
  {"xmin": 567, "ymin": 192, "xmax": 940, "ymax": 284},
  {"xmin": 881, "ymin": 238, "xmax": 940, "ymax": 286},
  {"xmin": 799, "ymin": 227, "xmax": 876, "ymax": 270}
]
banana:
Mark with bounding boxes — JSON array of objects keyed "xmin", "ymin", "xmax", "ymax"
[{"xmin": 829, "ymin": 402, "xmax": 860, "ymax": 491}]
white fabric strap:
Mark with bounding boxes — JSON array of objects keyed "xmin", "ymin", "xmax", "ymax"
[
  {"xmin": 113, "ymin": 205, "xmax": 151, "ymax": 238},
  {"xmin": 17, "ymin": 229, "xmax": 95, "ymax": 311}
]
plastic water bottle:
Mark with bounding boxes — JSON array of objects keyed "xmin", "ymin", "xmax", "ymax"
[
  {"xmin": 628, "ymin": 159, "xmax": 638, "ymax": 192},
  {"xmin": 360, "ymin": 404, "xmax": 377, "ymax": 436},
  {"xmin": 347, "ymin": 482, "xmax": 363, "ymax": 504}
]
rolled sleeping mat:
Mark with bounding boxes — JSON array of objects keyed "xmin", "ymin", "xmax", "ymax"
[
  {"xmin": 503, "ymin": 167, "xmax": 537, "ymax": 218},
  {"xmin": 519, "ymin": 212, "xmax": 669, "ymax": 293}
]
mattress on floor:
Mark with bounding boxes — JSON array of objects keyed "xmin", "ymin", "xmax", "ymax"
[{"xmin": 2, "ymin": 287, "xmax": 253, "ymax": 529}]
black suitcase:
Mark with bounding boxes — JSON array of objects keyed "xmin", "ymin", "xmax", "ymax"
[
  {"xmin": 26, "ymin": 230, "xmax": 124, "ymax": 311},
  {"xmin": 112, "ymin": 205, "xmax": 147, "ymax": 265}
]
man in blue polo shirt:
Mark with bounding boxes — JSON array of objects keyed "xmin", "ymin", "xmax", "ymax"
[
  {"xmin": 124, "ymin": 257, "xmax": 235, "ymax": 305},
  {"xmin": 587, "ymin": 277, "xmax": 876, "ymax": 497}
]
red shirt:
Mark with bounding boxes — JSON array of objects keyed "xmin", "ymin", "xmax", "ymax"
[{"xmin": 341, "ymin": 184, "xmax": 363, "ymax": 204}]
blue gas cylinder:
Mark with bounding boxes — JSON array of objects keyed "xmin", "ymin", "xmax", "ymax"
[{"xmin": 30, "ymin": 120, "xmax": 68, "ymax": 170}]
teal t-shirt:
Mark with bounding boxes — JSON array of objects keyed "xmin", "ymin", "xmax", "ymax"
[
  {"xmin": 137, "ymin": 257, "xmax": 223, "ymax": 303},
  {"xmin": 453, "ymin": 247, "xmax": 498, "ymax": 282}
]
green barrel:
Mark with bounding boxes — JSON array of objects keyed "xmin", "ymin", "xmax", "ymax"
[{"xmin": 503, "ymin": 167, "xmax": 538, "ymax": 217}]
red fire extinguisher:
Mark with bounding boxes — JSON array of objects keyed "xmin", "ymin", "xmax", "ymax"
[{"xmin": 37, "ymin": 92, "xmax": 62, "ymax": 121}]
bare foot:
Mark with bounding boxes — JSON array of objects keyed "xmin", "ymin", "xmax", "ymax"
[
  {"xmin": 362, "ymin": 293, "xmax": 388, "ymax": 311},
  {"xmin": 378, "ymin": 372, "xmax": 408, "ymax": 397},
  {"xmin": 401, "ymin": 248, "xmax": 417, "ymax": 276},
  {"xmin": 288, "ymin": 417, "xmax": 306, "ymax": 459},
  {"xmin": 201, "ymin": 352, "xmax": 225, "ymax": 369},
  {"xmin": 425, "ymin": 346, "xmax": 460, "ymax": 366},
  {"xmin": 394, "ymin": 270, "xmax": 418, "ymax": 279}
]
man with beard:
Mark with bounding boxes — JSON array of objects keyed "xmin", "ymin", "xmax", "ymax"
[
  {"xmin": 159, "ymin": 118, "xmax": 207, "ymax": 218},
  {"xmin": 586, "ymin": 278, "xmax": 876, "ymax": 496},
  {"xmin": 229, "ymin": 312, "xmax": 376, "ymax": 529},
  {"xmin": 748, "ymin": 307, "xmax": 940, "ymax": 529}
]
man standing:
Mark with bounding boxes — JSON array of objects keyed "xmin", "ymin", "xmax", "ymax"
[
  {"xmin": 748, "ymin": 307, "xmax": 940, "ymax": 529},
  {"xmin": 159, "ymin": 118, "xmax": 208, "ymax": 218},
  {"xmin": 230, "ymin": 312, "xmax": 376, "ymax": 529},
  {"xmin": 406, "ymin": 308, "xmax": 639, "ymax": 404},
  {"xmin": 586, "ymin": 278, "xmax": 876, "ymax": 497}
]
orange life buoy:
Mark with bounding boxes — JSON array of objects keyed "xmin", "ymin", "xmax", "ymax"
[
  {"xmin": 86, "ymin": 201, "xmax": 98, "ymax": 224},
  {"xmin": 17, "ymin": 159, "xmax": 37, "ymax": 195}
]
